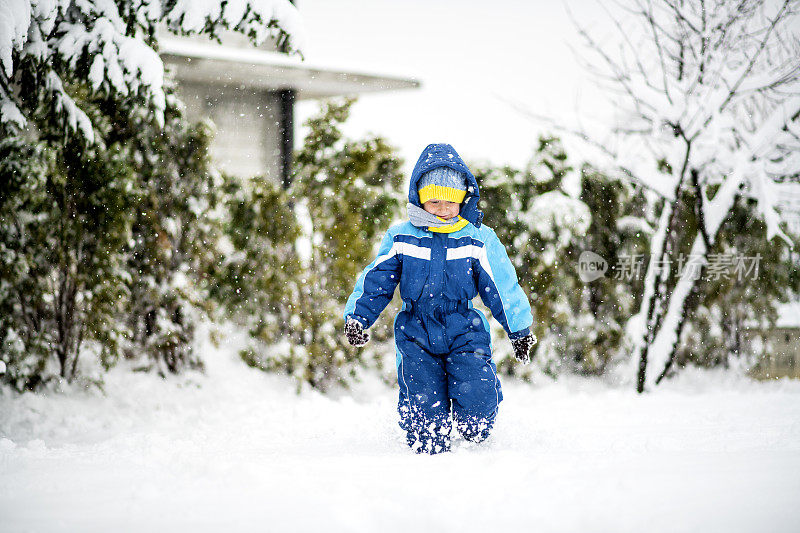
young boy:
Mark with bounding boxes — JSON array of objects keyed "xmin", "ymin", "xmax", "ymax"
[{"xmin": 342, "ymin": 143, "xmax": 536, "ymax": 454}]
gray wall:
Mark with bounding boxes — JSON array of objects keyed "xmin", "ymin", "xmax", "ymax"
[
  {"xmin": 748, "ymin": 327, "xmax": 800, "ymax": 379},
  {"xmin": 175, "ymin": 81, "xmax": 283, "ymax": 181}
]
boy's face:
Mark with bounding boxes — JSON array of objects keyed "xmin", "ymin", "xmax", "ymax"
[{"xmin": 422, "ymin": 199, "xmax": 460, "ymax": 220}]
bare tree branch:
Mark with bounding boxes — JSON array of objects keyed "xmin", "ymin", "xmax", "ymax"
[
  {"xmin": 700, "ymin": 0, "xmax": 793, "ymax": 132},
  {"xmin": 645, "ymin": 0, "xmax": 674, "ymax": 102}
]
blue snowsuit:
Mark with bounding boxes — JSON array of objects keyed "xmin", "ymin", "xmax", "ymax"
[{"xmin": 343, "ymin": 143, "xmax": 533, "ymax": 453}]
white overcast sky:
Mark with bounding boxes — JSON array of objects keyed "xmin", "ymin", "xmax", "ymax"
[{"xmin": 293, "ymin": 0, "xmax": 615, "ymax": 173}]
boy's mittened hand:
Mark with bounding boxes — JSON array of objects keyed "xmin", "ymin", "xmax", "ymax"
[
  {"xmin": 512, "ymin": 334, "xmax": 537, "ymax": 363},
  {"xmin": 345, "ymin": 317, "xmax": 370, "ymax": 347}
]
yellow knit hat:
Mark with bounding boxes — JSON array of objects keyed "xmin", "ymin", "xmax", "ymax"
[
  {"xmin": 417, "ymin": 167, "xmax": 468, "ymax": 204},
  {"xmin": 418, "ymin": 184, "xmax": 467, "ymax": 204}
]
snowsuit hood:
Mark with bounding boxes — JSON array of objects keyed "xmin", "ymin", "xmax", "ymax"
[{"xmin": 409, "ymin": 143, "xmax": 484, "ymax": 228}]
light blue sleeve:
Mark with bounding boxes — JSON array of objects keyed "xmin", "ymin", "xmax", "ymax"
[{"xmin": 474, "ymin": 227, "xmax": 533, "ymax": 339}]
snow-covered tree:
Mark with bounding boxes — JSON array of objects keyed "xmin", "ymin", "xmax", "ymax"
[
  {"xmin": 0, "ymin": 0, "xmax": 304, "ymax": 143},
  {"xmin": 0, "ymin": 1, "xmax": 304, "ymax": 390},
  {"xmin": 574, "ymin": 0, "xmax": 800, "ymax": 391}
]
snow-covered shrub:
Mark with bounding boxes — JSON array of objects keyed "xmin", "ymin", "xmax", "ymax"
[
  {"xmin": 217, "ymin": 99, "xmax": 405, "ymax": 390},
  {"xmin": 0, "ymin": 85, "xmax": 222, "ymax": 390},
  {"xmin": 476, "ymin": 137, "xmax": 649, "ymax": 378},
  {"xmin": 121, "ymin": 101, "xmax": 222, "ymax": 376},
  {"xmin": 0, "ymin": 138, "xmax": 52, "ymax": 389},
  {"xmin": 0, "ymin": 131, "xmax": 136, "ymax": 390},
  {"xmin": 667, "ymin": 195, "xmax": 800, "ymax": 381}
]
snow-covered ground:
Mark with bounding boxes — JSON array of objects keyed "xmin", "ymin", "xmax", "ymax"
[{"xmin": 2, "ymin": 326, "xmax": 799, "ymax": 533}]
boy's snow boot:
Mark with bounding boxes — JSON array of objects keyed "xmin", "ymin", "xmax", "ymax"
[
  {"xmin": 454, "ymin": 415, "xmax": 493, "ymax": 444},
  {"xmin": 401, "ymin": 410, "xmax": 452, "ymax": 454}
]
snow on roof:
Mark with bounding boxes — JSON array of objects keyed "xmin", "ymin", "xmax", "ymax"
[{"xmin": 159, "ymin": 37, "xmax": 420, "ymax": 99}]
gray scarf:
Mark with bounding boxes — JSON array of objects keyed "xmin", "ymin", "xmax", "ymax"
[{"xmin": 407, "ymin": 202, "xmax": 460, "ymax": 228}]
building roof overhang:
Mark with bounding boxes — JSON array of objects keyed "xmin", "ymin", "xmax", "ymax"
[{"xmin": 159, "ymin": 38, "xmax": 420, "ymax": 99}]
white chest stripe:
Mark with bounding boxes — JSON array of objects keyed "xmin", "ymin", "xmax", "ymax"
[
  {"xmin": 446, "ymin": 245, "xmax": 476, "ymax": 261},
  {"xmin": 374, "ymin": 240, "xmax": 431, "ymax": 267},
  {"xmin": 399, "ymin": 241, "xmax": 431, "ymax": 260},
  {"xmin": 474, "ymin": 245, "xmax": 496, "ymax": 281},
  {"xmin": 445, "ymin": 244, "xmax": 496, "ymax": 281},
  {"xmin": 376, "ymin": 241, "xmax": 490, "ymax": 267}
]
